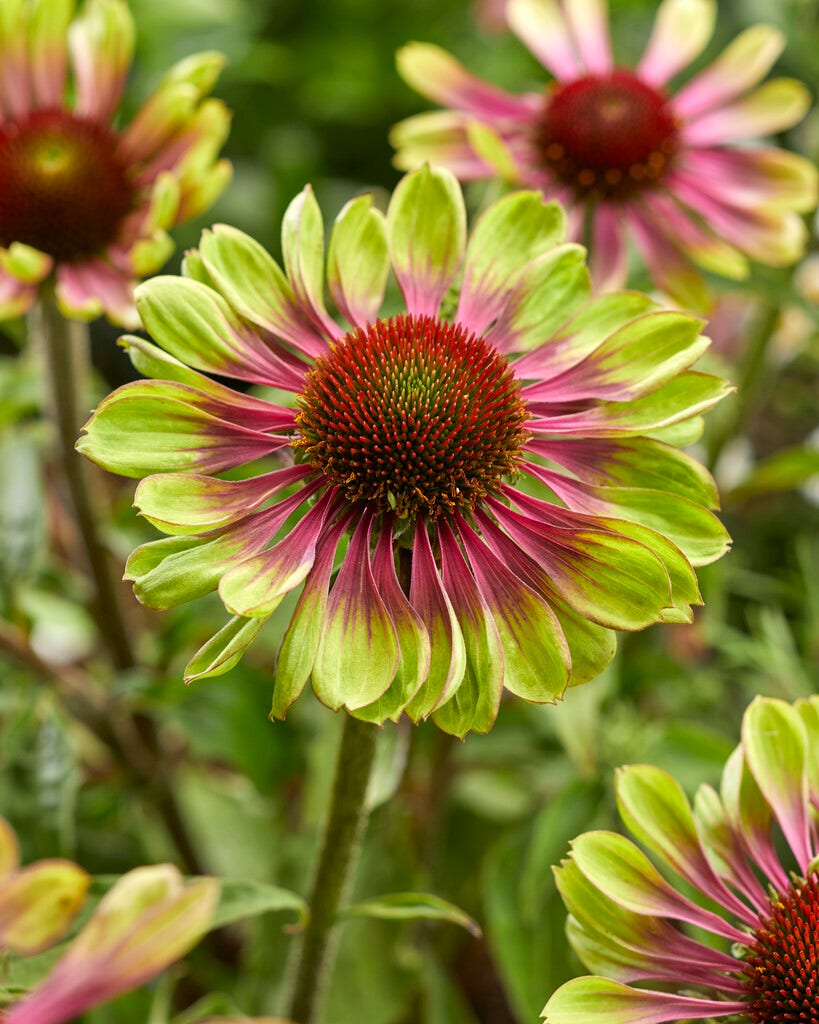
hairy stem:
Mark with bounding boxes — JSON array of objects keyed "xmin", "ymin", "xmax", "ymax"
[
  {"xmin": 285, "ymin": 715, "xmax": 380, "ymax": 1023},
  {"xmin": 31, "ymin": 289, "xmax": 135, "ymax": 669}
]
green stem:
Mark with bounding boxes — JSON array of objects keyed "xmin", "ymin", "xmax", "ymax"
[
  {"xmin": 285, "ymin": 714, "xmax": 380, "ymax": 1024},
  {"xmin": 30, "ymin": 288, "xmax": 136, "ymax": 670},
  {"xmin": 706, "ymin": 301, "xmax": 780, "ymax": 472}
]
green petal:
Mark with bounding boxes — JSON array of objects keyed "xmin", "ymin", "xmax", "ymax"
[
  {"xmin": 282, "ymin": 184, "xmax": 338, "ymax": 333},
  {"xmin": 134, "ymin": 276, "xmax": 274, "ymax": 382},
  {"xmin": 327, "ymin": 194, "xmax": 389, "ymax": 326},
  {"xmin": 386, "ymin": 165, "xmax": 466, "ymax": 316},
  {"xmin": 125, "ymin": 533, "xmax": 246, "ymax": 608},
  {"xmin": 0, "ymin": 817, "xmax": 19, "ymax": 878},
  {"xmin": 796, "ymin": 696, "xmax": 819, "ymax": 797},
  {"xmin": 184, "ymin": 615, "xmax": 269, "ymax": 683},
  {"xmin": 487, "ymin": 244, "xmax": 590, "ymax": 353},
  {"xmin": 551, "ymin": 312, "xmax": 708, "ymax": 401},
  {"xmin": 741, "ymin": 696, "xmax": 811, "ymax": 868},
  {"xmin": 465, "ymin": 121, "xmax": 519, "ymax": 181},
  {"xmin": 542, "ymin": 975, "xmax": 729, "ymax": 1024},
  {"xmin": 587, "ymin": 487, "xmax": 730, "ymax": 567},
  {"xmin": 551, "ymin": 596, "xmax": 617, "ymax": 688},
  {"xmin": 311, "ymin": 518, "xmax": 400, "ymax": 711},
  {"xmin": 0, "ymin": 860, "xmax": 90, "ymax": 955},
  {"xmin": 118, "ymin": 336, "xmax": 223, "ymax": 394},
  {"xmin": 457, "ymin": 190, "xmax": 566, "ymax": 332}
]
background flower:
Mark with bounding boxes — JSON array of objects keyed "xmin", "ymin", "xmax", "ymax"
[
  {"xmin": 393, "ymin": 0, "xmax": 817, "ymax": 308},
  {"xmin": 79, "ymin": 165, "xmax": 729, "ymax": 737},
  {"xmin": 543, "ymin": 695, "xmax": 819, "ymax": 1024},
  {"xmin": 0, "ymin": 0, "xmax": 231, "ymax": 325}
]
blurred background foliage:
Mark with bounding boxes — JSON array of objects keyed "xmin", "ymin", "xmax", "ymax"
[{"xmin": 0, "ymin": 0, "xmax": 817, "ymax": 1021}]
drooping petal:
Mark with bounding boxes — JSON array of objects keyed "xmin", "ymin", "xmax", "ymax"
[
  {"xmin": 327, "ymin": 194, "xmax": 389, "ymax": 328},
  {"xmin": 219, "ymin": 487, "xmax": 338, "ymax": 619},
  {"xmin": 624, "ymin": 205, "xmax": 711, "ymax": 313},
  {"xmin": 134, "ymin": 464, "xmax": 312, "ymax": 536},
  {"xmin": 487, "ymin": 495, "xmax": 671, "ymax": 631},
  {"xmin": 55, "ymin": 260, "xmax": 137, "ymax": 327},
  {"xmin": 669, "ymin": 173, "xmax": 807, "ymax": 266},
  {"xmin": 673, "ymin": 24, "xmax": 785, "ymax": 119},
  {"xmin": 456, "ymin": 516, "xmax": 569, "ymax": 702},
  {"xmin": 312, "ymin": 510, "xmax": 400, "ymax": 711},
  {"xmin": 271, "ymin": 513, "xmax": 353, "ymax": 719},
  {"xmin": 506, "ymin": 0, "xmax": 581, "ymax": 80},
  {"xmin": 396, "ymin": 42, "xmax": 537, "ymax": 119},
  {"xmin": 682, "ymin": 78, "xmax": 811, "ymax": 145},
  {"xmin": 197, "ymin": 225, "xmax": 328, "ymax": 359},
  {"xmin": 543, "ymin": 976, "xmax": 743, "ymax": 1024},
  {"xmin": 475, "ymin": 509, "xmax": 617, "ymax": 687},
  {"xmin": 637, "ymin": 0, "xmax": 716, "ymax": 87},
  {"xmin": 77, "ymin": 380, "xmax": 290, "ymax": 478},
  {"xmin": 404, "ymin": 519, "xmax": 467, "ymax": 721},
  {"xmin": 589, "ymin": 204, "xmax": 628, "ymax": 293},
  {"xmin": 457, "ymin": 192, "xmax": 567, "ymax": 334},
  {"xmin": 351, "ymin": 516, "xmax": 431, "ymax": 723},
  {"xmin": 184, "ymin": 614, "xmax": 270, "ymax": 684},
  {"xmin": 432, "ymin": 520, "xmax": 504, "ymax": 737},
  {"xmin": 68, "ymin": 0, "xmax": 135, "ymax": 122},
  {"xmin": 386, "ymin": 164, "xmax": 466, "ymax": 317},
  {"xmin": 675, "ymin": 148, "xmax": 818, "ymax": 214}
]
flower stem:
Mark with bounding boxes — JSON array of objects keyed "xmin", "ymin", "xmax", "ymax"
[
  {"xmin": 30, "ymin": 288, "xmax": 136, "ymax": 670},
  {"xmin": 286, "ymin": 714, "xmax": 380, "ymax": 1024},
  {"xmin": 706, "ymin": 301, "xmax": 780, "ymax": 472}
]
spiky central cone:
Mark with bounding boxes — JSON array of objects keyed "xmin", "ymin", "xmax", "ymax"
[
  {"xmin": 537, "ymin": 71, "xmax": 678, "ymax": 200},
  {"xmin": 296, "ymin": 313, "xmax": 529, "ymax": 520},
  {"xmin": 743, "ymin": 874, "xmax": 819, "ymax": 1023},
  {"xmin": 0, "ymin": 110, "xmax": 135, "ymax": 262}
]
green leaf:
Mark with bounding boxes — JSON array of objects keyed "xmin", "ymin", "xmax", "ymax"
[
  {"xmin": 728, "ymin": 444, "xmax": 819, "ymax": 500},
  {"xmin": 212, "ymin": 879, "xmax": 307, "ymax": 931},
  {"xmin": 342, "ymin": 893, "xmax": 480, "ymax": 936}
]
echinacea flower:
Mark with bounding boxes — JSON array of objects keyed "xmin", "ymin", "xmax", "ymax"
[
  {"xmin": 0, "ymin": 815, "xmax": 89, "ymax": 955},
  {"xmin": 393, "ymin": 0, "xmax": 818, "ymax": 307},
  {"xmin": 78, "ymin": 165, "xmax": 730, "ymax": 737},
  {"xmin": 0, "ymin": 0, "xmax": 231, "ymax": 326},
  {"xmin": 5, "ymin": 864, "xmax": 219, "ymax": 1024},
  {"xmin": 543, "ymin": 695, "xmax": 819, "ymax": 1024}
]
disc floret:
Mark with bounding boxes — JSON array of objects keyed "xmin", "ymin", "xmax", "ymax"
[
  {"xmin": 744, "ymin": 874, "xmax": 819, "ymax": 1024},
  {"xmin": 0, "ymin": 110, "xmax": 134, "ymax": 262},
  {"xmin": 295, "ymin": 313, "xmax": 529, "ymax": 520},
  {"xmin": 537, "ymin": 71, "xmax": 679, "ymax": 200}
]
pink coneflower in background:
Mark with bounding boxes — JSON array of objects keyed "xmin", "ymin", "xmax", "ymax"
[
  {"xmin": 0, "ymin": 0, "xmax": 231, "ymax": 326},
  {"xmin": 393, "ymin": 0, "xmax": 818, "ymax": 308}
]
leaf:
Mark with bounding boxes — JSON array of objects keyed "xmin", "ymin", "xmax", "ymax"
[
  {"xmin": 728, "ymin": 444, "xmax": 819, "ymax": 500},
  {"xmin": 342, "ymin": 892, "xmax": 480, "ymax": 936},
  {"xmin": 212, "ymin": 879, "xmax": 308, "ymax": 931}
]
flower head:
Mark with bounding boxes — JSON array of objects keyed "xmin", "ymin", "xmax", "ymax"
[
  {"xmin": 78, "ymin": 166, "xmax": 730, "ymax": 736},
  {"xmin": 543, "ymin": 695, "xmax": 819, "ymax": 1024},
  {"xmin": 393, "ymin": 0, "xmax": 818, "ymax": 307},
  {"xmin": 5, "ymin": 864, "xmax": 219, "ymax": 1024},
  {"xmin": 0, "ymin": 0, "xmax": 231, "ymax": 325}
]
